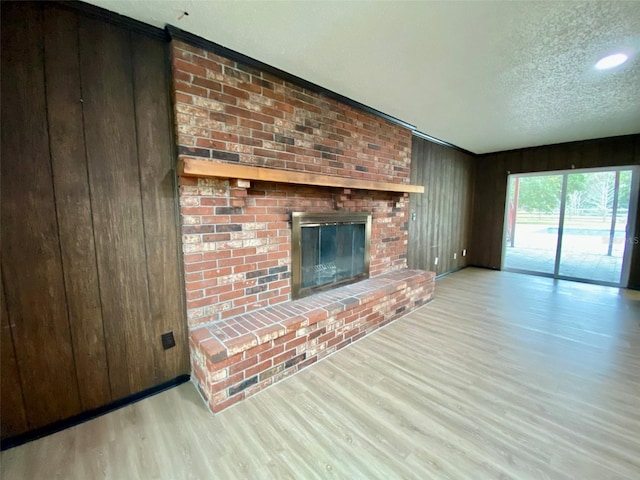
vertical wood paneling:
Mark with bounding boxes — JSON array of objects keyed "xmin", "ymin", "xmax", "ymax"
[
  {"xmin": 0, "ymin": 276, "xmax": 28, "ymax": 438},
  {"xmin": 79, "ymin": 17, "xmax": 156, "ymax": 399},
  {"xmin": 566, "ymin": 142, "xmax": 582, "ymax": 170},
  {"xmin": 521, "ymin": 148, "xmax": 535, "ymax": 173},
  {"xmin": 452, "ymin": 153, "xmax": 461, "ymax": 269},
  {"xmin": 611, "ymin": 136, "xmax": 634, "ymax": 166},
  {"xmin": 581, "ymin": 140, "xmax": 602, "ymax": 169},
  {"xmin": 443, "ymin": 147, "xmax": 452, "ymax": 268},
  {"xmin": 471, "ymin": 135, "xmax": 640, "ymax": 287},
  {"xmin": 1, "ymin": 2, "xmax": 188, "ymax": 441},
  {"xmin": 43, "ymin": 6, "xmax": 112, "ymax": 410},
  {"xmin": 409, "ymin": 139, "xmax": 426, "ymax": 271},
  {"xmin": 480, "ymin": 157, "xmax": 496, "ymax": 268},
  {"xmin": 536, "ymin": 147, "xmax": 550, "ymax": 172},
  {"xmin": 0, "ymin": 2, "xmax": 82, "ymax": 428},
  {"xmin": 511, "ymin": 150, "xmax": 524, "ymax": 174},
  {"xmin": 408, "ymin": 137, "xmax": 475, "ymax": 275},
  {"xmin": 471, "ymin": 158, "xmax": 492, "ymax": 267},
  {"xmin": 462, "ymin": 151, "xmax": 474, "ymax": 265},
  {"xmin": 431, "ymin": 145, "xmax": 442, "ymax": 268},
  {"xmin": 489, "ymin": 153, "xmax": 508, "ymax": 269},
  {"xmin": 131, "ymin": 34, "xmax": 189, "ymax": 380}
]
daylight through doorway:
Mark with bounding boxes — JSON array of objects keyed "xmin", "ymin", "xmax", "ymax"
[{"xmin": 502, "ymin": 167, "xmax": 639, "ymax": 287}]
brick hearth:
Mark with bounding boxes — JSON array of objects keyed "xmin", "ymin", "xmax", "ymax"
[{"xmin": 190, "ymin": 269, "xmax": 434, "ymax": 412}]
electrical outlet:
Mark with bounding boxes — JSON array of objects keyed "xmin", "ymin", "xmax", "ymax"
[
  {"xmin": 453, "ymin": 253, "xmax": 457, "ymax": 260},
  {"xmin": 462, "ymin": 249, "xmax": 467, "ymax": 257},
  {"xmin": 161, "ymin": 331, "xmax": 176, "ymax": 350},
  {"xmin": 434, "ymin": 256, "xmax": 439, "ymax": 266}
]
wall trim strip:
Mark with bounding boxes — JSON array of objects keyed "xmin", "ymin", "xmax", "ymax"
[
  {"xmin": 53, "ymin": 3, "xmax": 475, "ymax": 154},
  {"xmin": 0, "ymin": 375, "xmax": 190, "ymax": 451},
  {"xmin": 166, "ymin": 24, "xmax": 417, "ymax": 132},
  {"xmin": 50, "ymin": 1, "xmax": 167, "ymax": 41},
  {"xmin": 412, "ymin": 130, "xmax": 476, "ymax": 156}
]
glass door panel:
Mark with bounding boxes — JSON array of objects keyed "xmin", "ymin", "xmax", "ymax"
[
  {"xmin": 503, "ymin": 174, "xmax": 563, "ymax": 274},
  {"xmin": 558, "ymin": 170, "xmax": 632, "ymax": 284}
]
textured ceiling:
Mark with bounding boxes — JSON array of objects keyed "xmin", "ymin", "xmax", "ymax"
[{"xmin": 86, "ymin": 0, "xmax": 640, "ymax": 154}]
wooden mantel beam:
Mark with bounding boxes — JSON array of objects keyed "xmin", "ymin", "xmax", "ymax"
[{"xmin": 178, "ymin": 158, "xmax": 425, "ymax": 194}]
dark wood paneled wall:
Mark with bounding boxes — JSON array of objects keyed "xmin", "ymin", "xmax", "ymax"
[
  {"xmin": 1, "ymin": 2, "xmax": 188, "ymax": 440},
  {"xmin": 408, "ymin": 137, "xmax": 475, "ymax": 275},
  {"xmin": 470, "ymin": 134, "xmax": 640, "ymax": 288}
]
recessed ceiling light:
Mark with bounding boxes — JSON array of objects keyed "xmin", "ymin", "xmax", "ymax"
[{"xmin": 595, "ymin": 53, "xmax": 628, "ymax": 70}]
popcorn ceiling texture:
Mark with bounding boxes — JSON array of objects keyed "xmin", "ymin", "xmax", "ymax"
[{"xmin": 496, "ymin": 1, "xmax": 640, "ymax": 141}]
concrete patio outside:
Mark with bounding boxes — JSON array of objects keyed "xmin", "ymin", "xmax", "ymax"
[{"xmin": 503, "ymin": 222, "xmax": 628, "ymax": 284}]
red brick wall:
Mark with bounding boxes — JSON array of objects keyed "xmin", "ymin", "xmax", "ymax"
[{"xmin": 171, "ymin": 40, "xmax": 413, "ymax": 328}]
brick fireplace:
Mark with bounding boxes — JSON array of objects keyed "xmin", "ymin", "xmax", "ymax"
[{"xmin": 170, "ymin": 38, "xmax": 435, "ymax": 412}]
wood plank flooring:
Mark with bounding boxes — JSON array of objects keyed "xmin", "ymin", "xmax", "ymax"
[{"xmin": 2, "ymin": 268, "xmax": 639, "ymax": 479}]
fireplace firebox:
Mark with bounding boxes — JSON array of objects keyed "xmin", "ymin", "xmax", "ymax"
[{"xmin": 291, "ymin": 212, "xmax": 372, "ymax": 299}]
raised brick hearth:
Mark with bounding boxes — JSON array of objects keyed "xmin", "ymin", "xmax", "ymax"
[
  {"xmin": 190, "ymin": 269, "xmax": 434, "ymax": 412},
  {"xmin": 170, "ymin": 37, "xmax": 435, "ymax": 413}
]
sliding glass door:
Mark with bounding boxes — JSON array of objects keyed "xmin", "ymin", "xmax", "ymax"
[
  {"xmin": 503, "ymin": 174, "xmax": 563, "ymax": 275},
  {"xmin": 502, "ymin": 167, "xmax": 638, "ymax": 287}
]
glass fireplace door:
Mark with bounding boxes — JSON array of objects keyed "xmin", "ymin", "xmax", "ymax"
[
  {"xmin": 301, "ymin": 223, "xmax": 366, "ymax": 289},
  {"xmin": 292, "ymin": 212, "xmax": 372, "ymax": 299}
]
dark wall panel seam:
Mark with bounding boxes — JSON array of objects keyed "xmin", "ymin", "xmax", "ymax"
[
  {"xmin": 75, "ymin": 11, "xmax": 113, "ymax": 403},
  {"xmin": 161, "ymin": 39, "xmax": 190, "ymax": 373},
  {"xmin": 41, "ymin": 3, "xmax": 83, "ymax": 412},
  {"xmin": 0, "ymin": 271, "xmax": 29, "ymax": 432},
  {"xmin": 128, "ymin": 29, "xmax": 158, "ymax": 382}
]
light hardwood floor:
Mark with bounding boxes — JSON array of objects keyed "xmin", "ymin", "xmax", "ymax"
[{"xmin": 2, "ymin": 268, "xmax": 639, "ymax": 479}]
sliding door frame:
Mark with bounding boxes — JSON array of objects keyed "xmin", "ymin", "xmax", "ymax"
[{"xmin": 501, "ymin": 165, "xmax": 639, "ymax": 288}]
